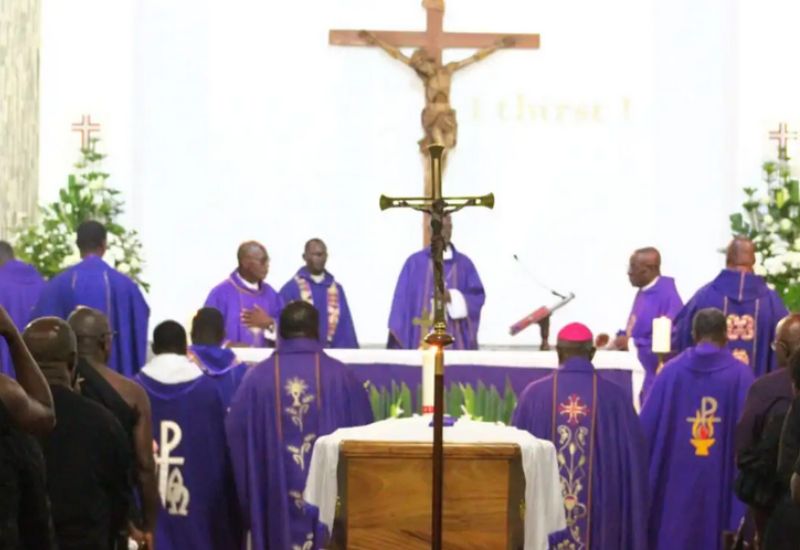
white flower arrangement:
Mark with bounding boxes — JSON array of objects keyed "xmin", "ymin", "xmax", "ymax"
[
  {"xmin": 14, "ymin": 140, "xmax": 148, "ymax": 290},
  {"xmin": 731, "ymin": 159, "xmax": 800, "ymax": 310}
]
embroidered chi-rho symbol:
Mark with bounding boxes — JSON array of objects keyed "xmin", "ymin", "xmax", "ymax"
[
  {"xmin": 686, "ymin": 397, "xmax": 721, "ymax": 457},
  {"xmin": 558, "ymin": 394, "xmax": 590, "ymax": 426}
]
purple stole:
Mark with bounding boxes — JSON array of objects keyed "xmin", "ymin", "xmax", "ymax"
[
  {"xmin": 552, "ymin": 370, "xmax": 598, "ymax": 549},
  {"xmin": 274, "ymin": 353, "xmax": 323, "ymax": 548},
  {"xmin": 294, "ymin": 275, "xmax": 340, "ymax": 345}
]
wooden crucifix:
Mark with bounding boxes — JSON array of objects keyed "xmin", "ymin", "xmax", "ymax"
[
  {"xmin": 380, "ymin": 144, "xmax": 493, "ymax": 549},
  {"xmin": 331, "ymin": 0, "xmax": 538, "ymax": 241}
]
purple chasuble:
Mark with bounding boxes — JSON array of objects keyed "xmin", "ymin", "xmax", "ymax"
[
  {"xmin": 511, "ymin": 358, "xmax": 648, "ymax": 550},
  {"xmin": 640, "ymin": 343, "xmax": 754, "ymax": 550},
  {"xmin": 674, "ymin": 269, "xmax": 787, "ymax": 377},
  {"xmin": 136, "ymin": 373, "xmax": 242, "ymax": 550},
  {"xmin": 387, "ymin": 244, "xmax": 485, "ymax": 350},
  {"xmin": 0, "ymin": 259, "xmax": 44, "ymax": 377},
  {"xmin": 625, "ymin": 276, "xmax": 683, "ymax": 400},
  {"xmin": 279, "ymin": 267, "xmax": 359, "ymax": 349},
  {"xmin": 32, "ymin": 256, "xmax": 149, "ymax": 377},
  {"xmin": 225, "ymin": 338, "xmax": 373, "ymax": 549},
  {"xmin": 204, "ymin": 271, "xmax": 283, "ymax": 348},
  {"xmin": 187, "ymin": 344, "xmax": 247, "ymax": 408}
]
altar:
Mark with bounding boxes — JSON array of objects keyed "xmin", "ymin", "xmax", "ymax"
[{"xmin": 233, "ymin": 349, "xmax": 644, "ymax": 421}]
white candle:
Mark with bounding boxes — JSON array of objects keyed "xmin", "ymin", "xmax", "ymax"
[
  {"xmin": 422, "ymin": 348, "xmax": 436, "ymax": 414},
  {"xmin": 652, "ymin": 316, "xmax": 672, "ymax": 354}
]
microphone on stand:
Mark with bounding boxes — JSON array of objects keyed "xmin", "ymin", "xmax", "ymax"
[
  {"xmin": 512, "ymin": 254, "xmax": 566, "ymax": 299},
  {"xmin": 509, "ymin": 254, "xmax": 575, "ymax": 347}
]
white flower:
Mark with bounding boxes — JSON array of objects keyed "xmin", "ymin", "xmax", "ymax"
[
  {"xmin": 129, "ymin": 257, "xmax": 140, "ymax": 269},
  {"xmin": 87, "ymin": 180, "xmax": 105, "ymax": 191},
  {"xmin": 754, "ymin": 264, "xmax": 768, "ymax": 276},
  {"xmin": 117, "ymin": 262, "xmax": 130, "ymax": 273},
  {"xmin": 764, "ymin": 256, "xmax": 788, "ymax": 276},
  {"xmin": 787, "ymin": 251, "xmax": 800, "ymax": 269},
  {"xmin": 63, "ymin": 250, "xmax": 80, "ymax": 266},
  {"xmin": 780, "ymin": 219, "xmax": 793, "ymax": 232},
  {"xmin": 764, "ymin": 214, "xmax": 775, "ymax": 225},
  {"xmin": 760, "ymin": 195, "xmax": 771, "ymax": 205},
  {"xmin": 770, "ymin": 240, "xmax": 788, "ymax": 255}
]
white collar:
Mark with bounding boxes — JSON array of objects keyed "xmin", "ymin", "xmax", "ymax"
[
  {"xmin": 140, "ymin": 353, "xmax": 203, "ymax": 384},
  {"xmin": 443, "ymin": 245, "xmax": 453, "ymax": 261},
  {"xmin": 641, "ymin": 276, "xmax": 660, "ymax": 291},
  {"xmin": 310, "ymin": 272, "xmax": 326, "ymax": 284},
  {"xmin": 236, "ymin": 272, "xmax": 260, "ymax": 291}
]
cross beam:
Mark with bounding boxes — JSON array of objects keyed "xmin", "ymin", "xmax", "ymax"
[{"xmin": 330, "ymin": 3, "xmax": 539, "ymax": 66}]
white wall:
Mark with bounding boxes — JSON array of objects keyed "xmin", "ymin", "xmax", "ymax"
[{"xmin": 38, "ymin": 0, "xmax": 796, "ymax": 346}]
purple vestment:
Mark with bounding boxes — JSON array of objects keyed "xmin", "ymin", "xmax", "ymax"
[
  {"xmin": 187, "ymin": 344, "xmax": 248, "ymax": 408},
  {"xmin": 0, "ymin": 259, "xmax": 44, "ymax": 377},
  {"xmin": 625, "ymin": 276, "xmax": 683, "ymax": 400},
  {"xmin": 136, "ymin": 373, "xmax": 242, "ymax": 550},
  {"xmin": 279, "ymin": 267, "xmax": 358, "ymax": 349},
  {"xmin": 204, "ymin": 271, "xmax": 283, "ymax": 348},
  {"xmin": 387, "ymin": 245, "xmax": 485, "ymax": 350},
  {"xmin": 512, "ymin": 357, "xmax": 649, "ymax": 549},
  {"xmin": 225, "ymin": 338, "xmax": 373, "ymax": 550},
  {"xmin": 32, "ymin": 256, "xmax": 149, "ymax": 377},
  {"xmin": 674, "ymin": 269, "xmax": 787, "ymax": 377},
  {"xmin": 641, "ymin": 342, "xmax": 754, "ymax": 550}
]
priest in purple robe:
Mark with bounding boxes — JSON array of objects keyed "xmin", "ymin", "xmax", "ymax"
[
  {"xmin": 387, "ymin": 215, "xmax": 485, "ymax": 349},
  {"xmin": 205, "ymin": 241, "xmax": 284, "ymax": 348},
  {"xmin": 0, "ymin": 241, "xmax": 45, "ymax": 377},
  {"xmin": 31, "ymin": 221, "xmax": 150, "ymax": 377},
  {"xmin": 673, "ymin": 237, "xmax": 788, "ymax": 377},
  {"xmin": 225, "ymin": 301, "xmax": 373, "ymax": 549},
  {"xmin": 279, "ymin": 238, "xmax": 358, "ymax": 349},
  {"xmin": 512, "ymin": 322, "xmax": 648, "ymax": 549},
  {"xmin": 615, "ymin": 247, "xmax": 683, "ymax": 400},
  {"xmin": 642, "ymin": 307, "xmax": 754, "ymax": 550},
  {"xmin": 187, "ymin": 307, "xmax": 248, "ymax": 407},
  {"xmin": 137, "ymin": 320, "xmax": 242, "ymax": 550}
]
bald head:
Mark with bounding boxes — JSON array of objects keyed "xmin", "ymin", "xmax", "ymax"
[
  {"xmin": 628, "ymin": 247, "xmax": 661, "ymax": 288},
  {"xmin": 774, "ymin": 314, "xmax": 800, "ymax": 369},
  {"xmin": 237, "ymin": 240, "xmax": 269, "ymax": 284},
  {"xmin": 67, "ymin": 307, "xmax": 112, "ymax": 362},
  {"xmin": 726, "ymin": 236, "xmax": 756, "ymax": 273},
  {"xmin": 23, "ymin": 318, "xmax": 77, "ymax": 382},
  {"xmin": 0, "ymin": 241, "xmax": 13, "ymax": 265}
]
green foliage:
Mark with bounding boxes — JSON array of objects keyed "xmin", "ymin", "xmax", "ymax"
[
  {"xmin": 730, "ymin": 159, "xmax": 800, "ymax": 311},
  {"xmin": 368, "ymin": 376, "xmax": 520, "ymax": 423},
  {"xmin": 14, "ymin": 140, "xmax": 148, "ymax": 290}
]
